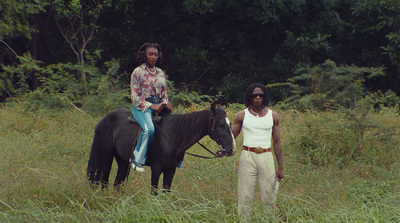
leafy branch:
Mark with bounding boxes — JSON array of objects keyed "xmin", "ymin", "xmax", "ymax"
[{"xmin": 53, "ymin": 0, "xmax": 111, "ymax": 94}]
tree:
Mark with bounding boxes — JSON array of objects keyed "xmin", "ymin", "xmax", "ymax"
[
  {"xmin": 0, "ymin": 0, "xmax": 44, "ymax": 100},
  {"xmin": 1, "ymin": 0, "xmax": 400, "ymax": 106},
  {"xmin": 345, "ymin": 0, "xmax": 400, "ymax": 93},
  {"xmin": 279, "ymin": 59, "xmax": 385, "ymax": 110},
  {"xmin": 379, "ymin": 0, "xmax": 400, "ymax": 72},
  {"xmin": 52, "ymin": 0, "xmax": 111, "ymax": 94},
  {"xmin": 0, "ymin": 0, "xmax": 44, "ymax": 62}
]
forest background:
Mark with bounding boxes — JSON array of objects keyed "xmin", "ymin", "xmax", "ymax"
[{"xmin": 1, "ymin": 0, "xmax": 400, "ymax": 113}]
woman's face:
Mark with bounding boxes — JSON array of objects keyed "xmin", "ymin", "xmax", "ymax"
[{"xmin": 145, "ymin": 47, "xmax": 159, "ymax": 67}]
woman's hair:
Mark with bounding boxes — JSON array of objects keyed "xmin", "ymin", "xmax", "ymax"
[
  {"xmin": 137, "ymin": 42, "xmax": 163, "ymax": 64},
  {"xmin": 244, "ymin": 83, "xmax": 269, "ymax": 107}
]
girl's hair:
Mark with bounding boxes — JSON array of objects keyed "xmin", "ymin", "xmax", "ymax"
[
  {"xmin": 137, "ymin": 42, "xmax": 163, "ymax": 64},
  {"xmin": 244, "ymin": 83, "xmax": 269, "ymax": 107}
]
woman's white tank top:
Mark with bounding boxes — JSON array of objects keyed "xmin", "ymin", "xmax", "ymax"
[{"xmin": 242, "ymin": 108, "xmax": 273, "ymax": 148}]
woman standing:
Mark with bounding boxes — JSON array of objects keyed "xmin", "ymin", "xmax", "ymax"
[{"xmin": 130, "ymin": 42, "xmax": 172, "ymax": 172}]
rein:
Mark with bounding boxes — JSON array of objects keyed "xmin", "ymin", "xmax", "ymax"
[
  {"xmin": 185, "ymin": 142, "xmax": 217, "ymax": 159},
  {"xmin": 152, "ymin": 114, "xmax": 220, "ymax": 159}
]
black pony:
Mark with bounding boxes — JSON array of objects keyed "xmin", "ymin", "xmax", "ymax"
[{"xmin": 87, "ymin": 104, "xmax": 236, "ymax": 193}]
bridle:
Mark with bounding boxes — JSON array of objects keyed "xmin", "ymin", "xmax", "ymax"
[{"xmin": 186, "ymin": 116, "xmax": 225, "ymax": 159}]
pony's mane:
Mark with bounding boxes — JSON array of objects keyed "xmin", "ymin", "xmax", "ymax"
[{"xmin": 168, "ymin": 109, "xmax": 213, "ymax": 154}]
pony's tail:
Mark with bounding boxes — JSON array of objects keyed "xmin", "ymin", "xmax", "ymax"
[
  {"xmin": 87, "ymin": 130, "xmax": 101, "ymax": 188},
  {"xmin": 87, "ymin": 116, "xmax": 113, "ymax": 188}
]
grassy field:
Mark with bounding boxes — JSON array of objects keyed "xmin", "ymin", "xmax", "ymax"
[{"xmin": 0, "ymin": 104, "xmax": 399, "ymax": 222}]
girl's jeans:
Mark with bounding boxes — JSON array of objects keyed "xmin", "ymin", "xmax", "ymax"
[{"xmin": 132, "ymin": 106, "xmax": 155, "ymax": 164}]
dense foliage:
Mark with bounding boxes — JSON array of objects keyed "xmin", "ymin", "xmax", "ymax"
[{"xmin": 1, "ymin": 0, "xmax": 400, "ymax": 112}]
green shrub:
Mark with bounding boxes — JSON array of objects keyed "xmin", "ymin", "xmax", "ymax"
[
  {"xmin": 288, "ymin": 110, "xmax": 361, "ymax": 168},
  {"xmin": 0, "ymin": 53, "xmax": 41, "ymax": 100},
  {"xmin": 1, "ymin": 56, "xmax": 133, "ymax": 115},
  {"xmin": 286, "ymin": 94, "xmax": 400, "ymax": 169}
]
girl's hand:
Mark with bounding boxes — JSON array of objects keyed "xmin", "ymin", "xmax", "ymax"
[{"xmin": 150, "ymin": 103, "xmax": 164, "ymax": 112}]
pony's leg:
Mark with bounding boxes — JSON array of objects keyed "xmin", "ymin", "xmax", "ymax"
[
  {"xmin": 162, "ymin": 167, "xmax": 177, "ymax": 193},
  {"xmin": 99, "ymin": 150, "xmax": 114, "ymax": 189},
  {"xmin": 114, "ymin": 153, "xmax": 130, "ymax": 189},
  {"xmin": 150, "ymin": 166, "xmax": 162, "ymax": 196}
]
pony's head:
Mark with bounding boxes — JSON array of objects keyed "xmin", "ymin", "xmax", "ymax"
[{"xmin": 209, "ymin": 103, "xmax": 236, "ymax": 156}]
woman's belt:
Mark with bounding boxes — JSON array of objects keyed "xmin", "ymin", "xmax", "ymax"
[{"xmin": 243, "ymin": 146, "xmax": 271, "ymax": 154}]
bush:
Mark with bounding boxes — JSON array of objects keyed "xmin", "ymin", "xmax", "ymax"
[
  {"xmin": 287, "ymin": 110, "xmax": 360, "ymax": 168},
  {"xmin": 2, "ymin": 56, "xmax": 132, "ymax": 115},
  {"xmin": 286, "ymin": 94, "xmax": 400, "ymax": 169},
  {"xmin": 359, "ymin": 107, "xmax": 400, "ymax": 169}
]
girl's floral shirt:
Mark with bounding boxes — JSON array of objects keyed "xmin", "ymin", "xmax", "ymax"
[{"xmin": 130, "ymin": 63, "xmax": 169, "ymax": 111}]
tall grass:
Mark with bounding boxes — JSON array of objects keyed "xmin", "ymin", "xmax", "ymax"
[{"xmin": 0, "ymin": 104, "xmax": 399, "ymax": 222}]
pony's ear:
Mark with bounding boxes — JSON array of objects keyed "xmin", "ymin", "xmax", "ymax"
[
  {"xmin": 211, "ymin": 101, "xmax": 225, "ymax": 114},
  {"xmin": 211, "ymin": 101, "xmax": 217, "ymax": 113}
]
